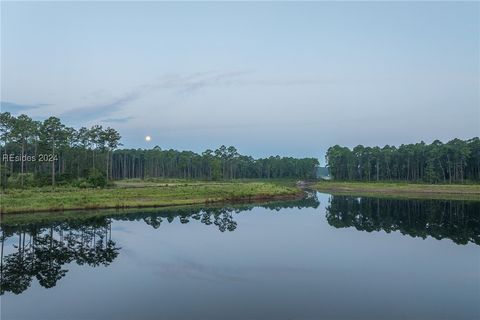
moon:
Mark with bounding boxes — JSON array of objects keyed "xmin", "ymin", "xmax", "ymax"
[{"xmin": 145, "ymin": 135, "xmax": 151, "ymax": 142}]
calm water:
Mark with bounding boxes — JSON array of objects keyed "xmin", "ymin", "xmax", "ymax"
[{"xmin": 1, "ymin": 193, "xmax": 479, "ymax": 320}]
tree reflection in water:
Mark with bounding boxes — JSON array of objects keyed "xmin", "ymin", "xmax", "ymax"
[
  {"xmin": 0, "ymin": 195, "xmax": 320, "ymax": 295},
  {"xmin": 326, "ymin": 195, "xmax": 480, "ymax": 246},
  {"xmin": 0, "ymin": 218, "xmax": 119, "ymax": 295}
]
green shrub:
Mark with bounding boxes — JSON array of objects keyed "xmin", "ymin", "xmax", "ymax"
[
  {"xmin": 33, "ymin": 173, "xmax": 51, "ymax": 187},
  {"xmin": 87, "ymin": 169, "xmax": 107, "ymax": 188},
  {"xmin": 78, "ymin": 180, "xmax": 93, "ymax": 188},
  {"xmin": 7, "ymin": 173, "xmax": 35, "ymax": 188},
  {"xmin": 56, "ymin": 173, "xmax": 73, "ymax": 185}
]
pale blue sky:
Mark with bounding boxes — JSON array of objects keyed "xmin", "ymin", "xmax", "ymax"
[{"xmin": 1, "ymin": 1, "xmax": 479, "ymax": 162}]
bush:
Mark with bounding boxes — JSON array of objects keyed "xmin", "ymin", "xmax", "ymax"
[
  {"xmin": 56, "ymin": 173, "xmax": 73, "ymax": 185},
  {"xmin": 87, "ymin": 169, "xmax": 107, "ymax": 188},
  {"xmin": 32, "ymin": 173, "xmax": 74, "ymax": 187},
  {"xmin": 77, "ymin": 180, "xmax": 93, "ymax": 188},
  {"xmin": 7, "ymin": 173, "xmax": 35, "ymax": 188},
  {"xmin": 33, "ymin": 173, "xmax": 51, "ymax": 187}
]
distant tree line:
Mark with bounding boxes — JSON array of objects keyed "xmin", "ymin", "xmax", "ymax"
[
  {"xmin": 111, "ymin": 146, "xmax": 318, "ymax": 181},
  {"xmin": 326, "ymin": 138, "xmax": 480, "ymax": 183},
  {"xmin": 0, "ymin": 112, "xmax": 319, "ymax": 188}
]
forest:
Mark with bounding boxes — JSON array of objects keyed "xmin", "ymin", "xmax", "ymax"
[
  {"xmin": 0, "ymin": 112, "xmax": 319, "ymax": 188},
  {"xmin": 325, "ymin": 138, "xmax": 480, "ymax": 183}
]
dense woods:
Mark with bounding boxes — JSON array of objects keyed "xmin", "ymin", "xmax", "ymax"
[
  {"xmin": 111, "ymin": 147, "xmax": 318, "ymax": 181},
  {"xmin": 0, "ymin": 112, "xmax": 318, "ymax": 188},
  {"xmin": 326, "ymin": 138, "xmax": 480, "ymax": 183}
]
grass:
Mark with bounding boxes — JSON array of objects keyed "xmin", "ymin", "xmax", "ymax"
[
  {"xmin": 1, "ymin": 196, "xmax": 310, "ymax": 225},
  {"xmin": 313, "ymin": 181, "xmax": 480, "ymax": 201},
  {"xmin": 0, "ymin": 179, "xmax": 301, "ymax": 214}
]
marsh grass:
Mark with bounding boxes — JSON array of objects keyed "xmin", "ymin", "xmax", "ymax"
[
  {"xmin": 313, "ymin": 181, "xmax": 480, "ymax": 201},
  {"xmin": 0, "ymin": 180, "xmax": 300, "ymax": 214}
]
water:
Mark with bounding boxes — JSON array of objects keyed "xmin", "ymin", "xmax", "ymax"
[{"xmin": 1, "ymin": 193, "xmax": 479, "ymax": 320}]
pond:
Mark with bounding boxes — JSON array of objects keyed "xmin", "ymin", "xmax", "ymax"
[{"xmin": 1, "ymin": 193, "xmax": 479, "ymax": 320}]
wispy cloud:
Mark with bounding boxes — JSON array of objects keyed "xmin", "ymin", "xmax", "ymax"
[
  {"xmin": 149, "ymin": 71, "xmax": 326, "ymax": 94},
  {"xmin": 59, "ymin": 71, "xmax": 325, "ymax": 123},
  {"xmin": 61, "ymin": 91, "xmax": 141, "ymax": 122},
  {"xmin": 0, "ymin": 101, "xmax": 50, "ymax": 114},
  {"xmin": 101, "ymin": 116, "xmax": 135, "ymax": 123},
  {"xmin": 59, "ymin": 71, "xmax": 251, "ymax": 122},
  {"xmin": 158, "ymin": 71, "xmax": 252, "ymax": 95}
]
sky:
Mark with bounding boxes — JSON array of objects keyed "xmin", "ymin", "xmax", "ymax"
[{"xmin": 1, "ymin": 1, "xmax": 479, "ymax": 163}]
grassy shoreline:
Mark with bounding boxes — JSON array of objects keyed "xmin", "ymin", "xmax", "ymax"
[
  {"xmin": 4, "ymin": 179, "xmax": 477, "ymax": 215},
  {"xmin": 313, "ymin": 181, "xmax": 480, "ymax": 201},
  {"xmin": 0, "ymin": 180, "xmax": 301, "ymax": 214},
  {"xmin": 1, "ymin": 195, "xmax": 317, "ymax": 225}
]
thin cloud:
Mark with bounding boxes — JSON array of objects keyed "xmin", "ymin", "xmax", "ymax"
[
  {"xmin": 170, "ymin": 71, "xmax": 252, "ymax": 94},
  {"xmin": 101, "ymin": 116, "xmax": 135, "ymax": 123},
  {"xmin": 139, "ymin": 70, "xmax": 252, "ymax": 95},
  {"xmin": 144, "ymin": 71, "xmax": 325, "ymax": 95},
  {"xmin": 161, "ymin": 71, "xmax": 328, "ymax": 94},
  {"xmin": 61, "ymin": 91, "xmax": 141, "ymax": 122},
  {"xmin": 0, "ymin": 101, "xmax": 50, "ymax": 114},
  {"xmin": 59, "ymin": 71, "xmax": 250, "ymax": 122},
  {"xmin": 59, "ymin": 71, "xmax": 327, "ymax": 123}
]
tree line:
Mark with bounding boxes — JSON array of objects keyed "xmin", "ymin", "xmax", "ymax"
[
  {"xmin": 0, "ymin": 112, "xmax": 319, "ymax": 188},
  {"xmin": 111, "ymin": 146, "xmax": 318, "ymax": 181},
  {"xmin": 326, "ymin": 138, "xmax": 480, "ymax": 183},
  {"xmin": 0, "ymin": 112, "xmax": 121, "ymax": 188}
]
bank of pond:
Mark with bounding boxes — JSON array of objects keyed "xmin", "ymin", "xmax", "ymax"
[
  {"xmin": 0, "ymin": 181, "xmax": 301, "ymax": 214},
  {"xmin": 313, "ymin": 181, "xmax": 480, "ymax": 201}
]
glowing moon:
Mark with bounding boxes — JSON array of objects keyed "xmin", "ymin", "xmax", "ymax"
[{"xmin": 145, "ymin": 135, "xmax": 151, "ymax": 142}]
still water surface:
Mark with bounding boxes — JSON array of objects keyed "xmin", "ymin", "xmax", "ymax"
[{"xmin": 1, "ymin": 193, "xmax": 479, "ymax": 320}]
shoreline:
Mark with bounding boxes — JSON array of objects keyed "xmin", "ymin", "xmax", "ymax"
[
  {"xmin": 313, "ymin": 181, "xmax": 480, "ymax": 201},
  {"xmin": 0, "ymin": 180, "xmax": 302, "ymax": 214},
  {"xmin": 0, "ymin": 193, "xmax": 303, "ymax": 215},
  {"xmin": 0, "ymin": 195, "xmax": 314, "ymax": 225},
  {"xmin": 3, "ymin": 179, "xmax": 478, "ymax": 215}
]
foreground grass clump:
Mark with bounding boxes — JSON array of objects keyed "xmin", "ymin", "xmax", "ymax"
[
  {"xmin": 313, "ymin": 181, "xmax": 480, "ymax": 201},
  {"xmin": 0, "ymin": 180, "xmax": 300, "ymax": 214}
]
